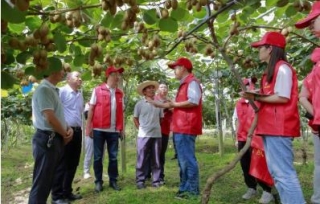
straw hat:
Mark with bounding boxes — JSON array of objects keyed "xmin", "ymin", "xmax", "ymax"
[{"xmin": 137, "ymin": 80, "xmax": 159, "ymax": 96}]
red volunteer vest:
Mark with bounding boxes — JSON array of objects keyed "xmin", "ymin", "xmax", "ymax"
[
  {"xmin": 310, "ymin": 48, "xmax": 320, "ymax": 125},
  {"xmin": 235, "ymin": 99, "xmax": 255, "ymax": 141},
  {"xmin": 172, "ymin": 74, "xmax": 202, "ymax": 135},
  {"xmin": 154, "ymin": 95, "xmax": 172, "ymax": 135},
  {"xmin": 303, "ymin": 73, "xmax": 318, "ymax": 133},
  {"xmin": 92, "ymin": 83, "xmax": 124, "ymax": 131},
  {"xmin": 256, "ymin": 60, "xmax": 300, "ymax": 137}
]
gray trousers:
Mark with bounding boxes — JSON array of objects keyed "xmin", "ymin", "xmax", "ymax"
[
  {"xmin": 312, "ymin": 133, "xmax": 320, "ymax": 204},
  {"xmin": 136, "ymin": 137, "xmax": 161, "ymax": 185}
]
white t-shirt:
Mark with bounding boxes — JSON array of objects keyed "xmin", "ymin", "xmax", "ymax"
[{"xmin": 274, "ymin": 64, "xmax": 292, "ymax": 99}]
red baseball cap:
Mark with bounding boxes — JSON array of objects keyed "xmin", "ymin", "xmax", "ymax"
[
  {"xmin": 251, "ymin": 32, "xmax": 286, "ymax": 48},
  {"xmin": 105, "ymin": 66, "xmax": 124, "ymax": 77},
  {"xmin": 168, "ymin": 57, "xmax": 193, "ymax": 70},
  {"xmin": 295, "ymin": 2, "xmax": 320, "ymax": 29}
]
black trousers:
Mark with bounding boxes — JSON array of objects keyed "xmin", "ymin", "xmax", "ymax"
[
  {"xmin": 238, "ymin": 141, "xmax": 271, "ymax": 192},
  {"xmin": 160, "ymin": 134, "xmax": 169, "ymax": 180},
  {"xmin": 51, "ymin": 127, "xmax": 82, "ymax": 200},
  {"xmin": 28, "ymin": 130, "xmax": 64, "ymax": 204}
]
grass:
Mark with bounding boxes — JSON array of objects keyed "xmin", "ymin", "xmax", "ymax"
[{"xmin": 1, "ymin": 135, "xmax": 316, "ymax": 204}]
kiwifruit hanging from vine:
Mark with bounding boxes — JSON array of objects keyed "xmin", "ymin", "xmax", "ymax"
[
  {"xmin": 165, "ymin": 0, "xmax": 171, "ymax": 9},
  {"xmin": 161, "ymin": 9, "xmax": 169, "ymax": 19},
  {"xmin": 171, "ymin": 0, "xmax": 178, "ymax": 10},
  {"xmin": 15, "ymin": 0, "xmax": 29, "ymax": 12},
  {"xmin": 39, "ymin": 24, "xmax": 49, "ymax": 37},
  {"xmin": 196, "ymin": 1, "xmax": 202, "ymax": 12},
  {"xmin": 1, "ymin": 20, "xmax": 8, "ymax": 33},
  {"xmin": 9, "ymin": 37, "xmax": 20, "ymax": 49}
]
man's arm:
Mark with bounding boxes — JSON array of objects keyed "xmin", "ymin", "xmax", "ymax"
[
  {"xmin": 42, "ymin": 109, "xmax": 73, "ymax": 143},
  {"xmin": 85, "ymin": 105, "xmax": 94, "ymax": 138},
  {"xmin": 133, "ymin": 117, "xmax": 139, "ymax": 129}
]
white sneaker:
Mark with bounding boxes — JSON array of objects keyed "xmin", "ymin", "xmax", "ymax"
[
  {"xmin": 83, "ymin": 173, "xmax": 91, "ymax": 179},
  {"xmin": 242, "ymin": 188, "xmax": 257, "ymax": 200},
  {"xmin": 259, "ymin": 191, "xmax": 274, "ymax": 204}
]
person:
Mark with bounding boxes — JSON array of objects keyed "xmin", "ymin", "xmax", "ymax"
[
  {"xmin": 51, "ymin": 71, "xmax": 84, "ymax": 202},
  {"xmin": 28, "ymin": 68, "xmax": 74, "ymax": 204},
  {"xmin": 144, "ymin": 82, "xmax": 173, "ymax": 184},
  {"xmin": 85, "ymin": 66, "xmax": 124, "ymax": 193},
  {"xmin": 150, "ymin": 57, "xmax": 203, "ymax": 199},
  {"xmin": 295, "ymin": 3, "xmax": 320, "ymax": 204},
  {"xmin": 83, "ymin": 102, "xmax": 92, "ymax": 179},
  {"xmin": 133, "ymin": 80, "xmax": 164, "ymax": 189},
  {"xmin": 241, "ymin": 31, "xmax": 305, "ymax": 204},
  {"xmin": 233, "ymin": 78, "xmax": 273, "ymax": 204}
]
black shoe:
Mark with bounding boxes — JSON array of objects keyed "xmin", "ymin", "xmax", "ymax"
[
  {"xmin": 66, "ymin": 193, "xmax": 82, "ymax": 201},
  {"xmin": 52, "ymin": 199, "xmax": 70, "ymax": 204},
  {"xmin": 95, "ymin": 182, "xmax": 103, "ymax": 193},
  {"xmin": 109, "ymin": 181, "xmax": 121, "ymax": 191},
  {"xmin": 136, "ymin": 183, "xmax": 146, "ymax": 189}
]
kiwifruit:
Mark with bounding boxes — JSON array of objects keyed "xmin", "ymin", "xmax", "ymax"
[
  {"xmin": 40, "ymin": 49, "xmax": 47, "ymax": 58},
  {"xmin": 33, "ymin": 50, "xmax": 40, "ymax": 59},
  {"xmin": 16, "ymin": 0, "xmax": 29, "ymax": 12},
  {"xmin": 53, "ymin": 14, "xmax": 62, "ymax": 22},
  {"xmin": 45, "ymin": 43, "xmax": 56, "ymax": 51},
  {"xmin": 109, "ymin": 3, "xmax": 117, "ymax": 16},
  {"xmin": 66, "ymin": 12, "xmax": 73, "ymax": 21},
  {"xmin": 116, "ymin": 0, "xmax": 124, "ymax": 7},
  {"xmin": 281, "ymin": 28, "xmax": 288, "ymax": 36},
  {"xmin": 200, "ymin": 0, "xmax": 207, "ymax": 6},
  {"xmin": 165, "ymin": 0, "xmax": 171, "ymax": 9},
  {"xmin": 161, "ymin": 9, "xmax": 169, "ymax": 19},
  {"xmin": 1, "ymin": 20, "xmax": 8, "ymax": 33},
  {"xmin": 191, "ymin": 0, "xmax": 198, "ymax": 6},
  {"xmin": 39, "ymin": 24, "xmax": 49, "ymax": 37},
  {"xmin": 102, "ymin": 1, "xmax": 109, "ymax": 11},
  {"xmin": 9, "ymin": 37, "xmax": 20, "ymax": 49},
  {"xmin": 121, "ymin": 21, "xmax": 128, "ymax": 30},
  {"xmin": 98, "ymin": 34, "xmax": 105, "ymax": 41},
  {"xmin": 171, "ymin": 0, "xmax": 178, "ymax": 9},
  {"xmin": 105, "ymin": 35, "xmax": 111, "ymax": 42},
  {"xmin": 196, "ymin": 1, "xmax": 202, "ymax": 12}
]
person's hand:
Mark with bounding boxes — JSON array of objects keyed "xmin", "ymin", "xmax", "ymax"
[
  {"xmin": 86, "ymin": 124, "xmax": 93, "ymax": 138},
  {"xmin": 64, "ymin": 127, "xmax": 74, "ymax": 145},
  {"xmin": 119, "ymin": 131, "xmax": 125, "ymax": 141},
  {"xmin": 240, "ymin": 92, "xmax": 255, "ymax": 101}
]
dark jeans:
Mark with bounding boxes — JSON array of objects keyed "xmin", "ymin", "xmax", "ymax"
[
  {"xmin": 28, "ymin": 130, "xmax": 64, "ymax": 204},
  {"xmin": 93, "ymin": 130, "xmax": 119, "ymax": 184},
  {"xmin": 172, "ymin": 134, "xmax": 177, "ymax": 158},
  {"xmin": 238, "ymin": 141, "xmax": 271, "ymax": 192},
  {"xmin": 51, "ymin": 127, "xmax": 82, "ymax": 200}
]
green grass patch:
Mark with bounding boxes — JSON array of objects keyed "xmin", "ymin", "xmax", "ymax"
[{"xmin": 1, "ymin": 135, "xmax": 316, "ymax": 204}]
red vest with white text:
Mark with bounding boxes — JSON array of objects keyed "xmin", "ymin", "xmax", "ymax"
[
  {"xmin": 92, "ymin": 83, "xmax": 124, "ymax": 131},
  {"xmin": 236, "ymin": 99, "xmax": 255, "ymax": 141},
  {"xmin": 172, "ymin": 74, "xmax": 202, "ymax": 135},
  {"xmin": 256, "ymin": 60, "xmax": 300, "ymax": 137}
]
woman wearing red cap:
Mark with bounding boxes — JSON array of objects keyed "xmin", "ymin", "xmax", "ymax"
[
  {"xmin": 241, "ymin": 32, "xmax": 305, "ymax": 204},
  {"xmin": 295, "ymin": 2, "xmax": 320, "ymax": 204},
  {"xmin": 234, "ymin": 78, "xmax": 274, "ymax": 203}
]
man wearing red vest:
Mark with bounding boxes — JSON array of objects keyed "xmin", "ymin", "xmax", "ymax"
[
  {"xmin": 85, "ymin": 66, "xmax": 124, "ymax": 193},
  {"xmin": 152, "ymin": 57, "xmax": 202, "ymax": 199},
  {"xmin": 295, "ymin": 3, "xmax": 320, "ymax": 203},
  {"xmin": 242, "ymin": 32, "xmax": 305, "ymax": 204}
]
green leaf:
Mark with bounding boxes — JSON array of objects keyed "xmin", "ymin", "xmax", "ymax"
[
  {"xmin": 1, "ymin": 0, "xmax": 26, "ymax": 24},
  {"xmin": 171, "ymin": 8, "xmax": 188, "ymax": 21},
  {"xmin": 111, "ymin": 13, "xmax": 124, "ymax": 29},
  {"xmin": 143, "ymin": 9, "xmax": 158, "ymax": 25},
  {"xmin": 158, "ymin": 18, "xmax": 178, "ymax": 33},
  {"xmin": 8, "ymin": 23, "xmax": 25, "ymax": 34},
  {"xmin": 193, "ymin": 7, "xmax": 207, "ymax": 19},
  {"xmin": 43, "ymin": 57, "xmax": 63, "ymax": 76},
  {"xmin": 1, "ymin": 71, "xmax": 18, "ymax": 89},
  {"xmin": 25, "ymin": 17, "xmax": 42, "ymax": 30},
  {"xmin": 2, "ymin": 53, "xmax": 15, "ymax": 65},
  {"xmin": 16, "ymin": 52, "xmax": 31, "ymax": 64},
  {"xmin": 266, "ymin": 0, "xmax": 278, "ymax": 7},
  {"xmin": 53, "ymin": 33, "xmax": 67, "ymax": 53},
  {"xmin": 285, "ymin": 5, "xmax": 297, "ymax": 17},
  {"xmin": 101, "ymin": 13, "xmax": 113, "ymax": 28},
  {"xmin": 73, "ymin": 55, "xmax": 86, "ymax": 67},
  {"xmin": 24, "ymin": 66, "xmax": 36, "ymax": 75}
]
